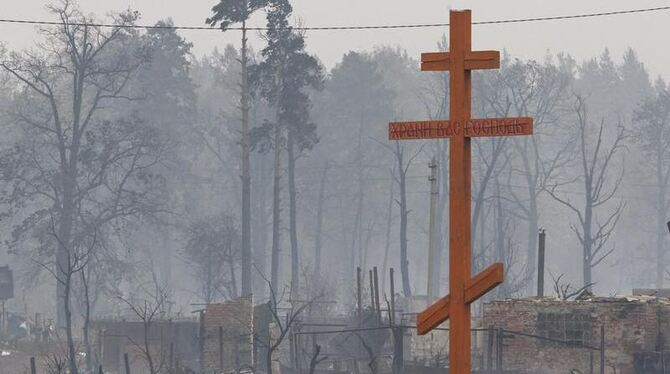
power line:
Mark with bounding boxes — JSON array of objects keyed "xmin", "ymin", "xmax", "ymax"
[
  {"xmin": 0, "ymin": 5, "xmax": 667, "ymax": 32},
  {"xmin": 471, "ymin": 6, "xmax": 670, "ymax": 26}
]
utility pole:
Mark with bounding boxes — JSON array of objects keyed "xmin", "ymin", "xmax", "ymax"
[
  {"xmin": 240, "ymin": 17, "xmax": 252, "ymax": 297},
  {"xmin": 537, "ymin": 229, "xmax": 546, "ymax": 297},
  {"xmin": 427, "ymin": 157, "xmax": 440, "ymax": 301}
]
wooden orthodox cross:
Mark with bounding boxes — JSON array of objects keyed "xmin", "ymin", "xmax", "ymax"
[{"xmin": 388, "ymin": 10, "xmax": 533, "ymax": 374}]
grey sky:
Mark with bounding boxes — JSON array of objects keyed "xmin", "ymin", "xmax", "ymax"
[{"xmin": 1, "ymin": 0, "xmax": 669, "ymax": 79}]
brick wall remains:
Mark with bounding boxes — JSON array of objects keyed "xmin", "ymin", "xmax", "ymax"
[
  {"xmin": 483, "ymin": 297, "xmax": 664, "ymax": 374},
  {"xmin": 203, "ymin": 295, "xmax": 254, "ymax": 373}
]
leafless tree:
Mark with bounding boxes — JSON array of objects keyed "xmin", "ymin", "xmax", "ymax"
[
  {"xmin": 0, "ymin": 0, "xmax": 166, "ymax": 334},
  {"xmin": 491, "ymin": 180, "xmax": 531, "ymax": 298},
  {"xmin": 354, "ymin": 332, "xmax": 381, "ymax": 374},
  {"xmin": 33, "ymin": 214, "xmax": 97, "ymax": 374},
  {"xmin": 329, "ymin": 309, "xmax": 389, "ymax": 374},
  {"xmin": 380, "ymin": 168, "xmax": 396, "ymax": 294},
  {"xmin": 182, "ymin": 214, "xmax": 241, "ymax": 303},
  {"xmin": 475, "ymin": 57, "xmax": 572, "ymax": 288},
  {"xmin": 376, "ymin": 140, "xmax": 424, "ymax": 296},
  {"xmin": 254, "ymin": 266, "xmax": 321, "ymax": 374},
  {"xmin": 308, "ymin": 344, "xmax": 328, "ymax": 374},
  {"xmin": 119, "ymin": 282, "xmax": 171, "ymax": 374},
  {"xmin": 547, "ymin": 94, "xmax": 627, "ymax": 289},
  {"xmin": 550, "ymin": 272, "xmax": 594, "ymax": 300},
  {"xmin": 44, "ymin": 352, "xmax": 69, "ymax": 374}
]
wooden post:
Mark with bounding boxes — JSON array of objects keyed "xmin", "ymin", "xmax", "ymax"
[
  {"xmin": 600, "ymin": 325, "xmax": 605, "ymax": 374},
  {"xmin": 392, "ymin": 326, "xmax": 404, "ymax": 374},
  {"xmin": 293, "ymin": 329, "xmax": 298, "ymax": 374},
  {"xmin": 30, "ymin": 357, "xmax": 36, "ymax": 374},
  {"xmin": 98, "ymin": 329, "xmax": 105, "ymax": 370},
  {"xmin": 389, "ymin": 268, "xmax": 396, "ymax": 326},
  {"xmin": 198, "ymin": 310, "xmax": 205, "ymax": 373},
  {"xmin": 369, "ymin": 269, "xmax": 376, "ymax": 317},
  {"xmin": 357, "ymin": 267, "xmax": 362, "ymax": 327},
  {"xmin": 496, "ymin": 328, "xmax": 503, "ymax": 374},
  {"xmin": 296, "ymin": 328, "xmax": 302, "ymax": 374},
  {"xmin": 312, "ymin": 332, "xmax": 318, "ymax": 372},
  {"xmin": 487, "ymin": 326, "xmax": 494, "ymax": 373},
  {"xmin": 537, "ymin": 229, "xmax": 546, "ymax": 297},
  {"xmin": 289, "ymin": 325, "xmax": 297, "ymax": 372},
  {"xmin": 356, "ymin": 266, "xmax": 363, "ymax": 370},
  {"xmin": 660, "ymin": 351, "xmax": 665, "ymax": 374},
  {"xmin": 124, "ymin": 353, "xmax": 131, "ymax": 374},
  {"xmin": 373, "ymin": 266, "xmax": 382, "ymax": 324},
  {"xmin": 99, "ymin": 364, "xmax": 104, "ymax": 374},
  {"xmin": 170, "ymin": 341, "xmax": 174, "ymax": 372},
  {"xmin": 219, "ymin": 326, "xmax": 224, "ymax": 371}
]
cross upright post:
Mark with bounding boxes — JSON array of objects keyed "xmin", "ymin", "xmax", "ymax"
[
  {"xmin": 387, "ymin": 9, "xmax": 534, "ymax": 374},
  {"xmin": 448, "ymin": 11, "xmax": 475, "ymax": 374}
]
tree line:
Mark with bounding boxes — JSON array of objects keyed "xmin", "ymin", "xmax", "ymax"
[{"xmin": 0, "ymin": 1, "xmax": 669, "ymax": 372}]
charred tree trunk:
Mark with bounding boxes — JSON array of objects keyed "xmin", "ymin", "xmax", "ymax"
[
  {"xmin": 64, "ymin": 270, "xmax": 78, "ymax": 374},
  {"xmin": 57, "ymin": 181, "xmax": 74, "ymax": 330},
  {"xmin": 471, "ymin": 139, "xmax": 505, "ymax": 246},
  {"xmin": 144, "ymin": 320, "xmax": 156, "ymax": 374},
  {"xmin": 266, "ymin": 353, "xmax": 272, "ymax": 374},
  {"xmin": 350, "ymin": 137, "xmax": 365, "ymax": 290},
  {"xmin": 494, "ymin": 180, "xmax": 508, "ymax": 297},
  {"xmin": 62, "ymin": 51, "xmax": 86, "ymax": 374},
  {"xmin": 287, "ymin": 128, "xmax": 300, "ymax": 299},
  {"xmin": 516, "ymin": 143, "xmax": 539, "ymax": 292},
  {"xmin": 313, "ymin": 162, "xmax": 329, "ymax": 282},
  {"xmin": 81, "ymin": 270, "xmax": 93, "ymax": 372},
  {"xmin": 206, "ymin": 241, "xmax": 215, "ymax": 303},
  {"xmin": 349, "ymin": 185, "xmax": 363, "ymax": 288},
  {"xmin": 254, "ymin": 152, "xmax": 270, "ymax": 297},
  {"xmin": 583, "ymin": 195, "xmax": 594, "ymax": 288},
  {"xmin": 526, "ymin": 188, "xmax": 539, "ymax": 291},
  {"xmin": 229, "ymin": 256, "xmax": 239, "ymax": 299},
  {"xmin": 271, "ymin": 122, "xmax": 282, "ymax": 291},
  {"xmin": 396, "ymin": 142, "xmax": 411, "ymax": 296},
  {"xmin": 381, "ymin": 174, "xmax": 394, "ymax": 293}
]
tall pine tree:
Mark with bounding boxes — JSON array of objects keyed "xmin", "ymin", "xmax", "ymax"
[
  {"xmin": 207, "ymin": 0, "xmax": 271, "ymax": 296},
  {"xmin": 251, "ymin": 0, "xmax": 323, "ymax": 296}
]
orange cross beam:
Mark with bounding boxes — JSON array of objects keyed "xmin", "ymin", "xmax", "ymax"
[
  {"xmin": 416, "ymin": 262, "xmax": 504, "ymax": 335},
  {"xmin": 422, "ymin": 50, "xmax": 501, "ymax": 71}
]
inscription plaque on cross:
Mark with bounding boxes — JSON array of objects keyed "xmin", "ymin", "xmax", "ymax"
[{"xmin": 387, "ymin": 10, "xmax": 533, "ymax": 374}]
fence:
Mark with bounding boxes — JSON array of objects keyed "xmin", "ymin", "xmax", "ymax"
[
  {"xmin": 289, "ymin": 323, "xmax": 606, "ymax": 374},
  {"xmin": 19, "ymin": 323, "xmax": 605, "ymax": 374}
]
